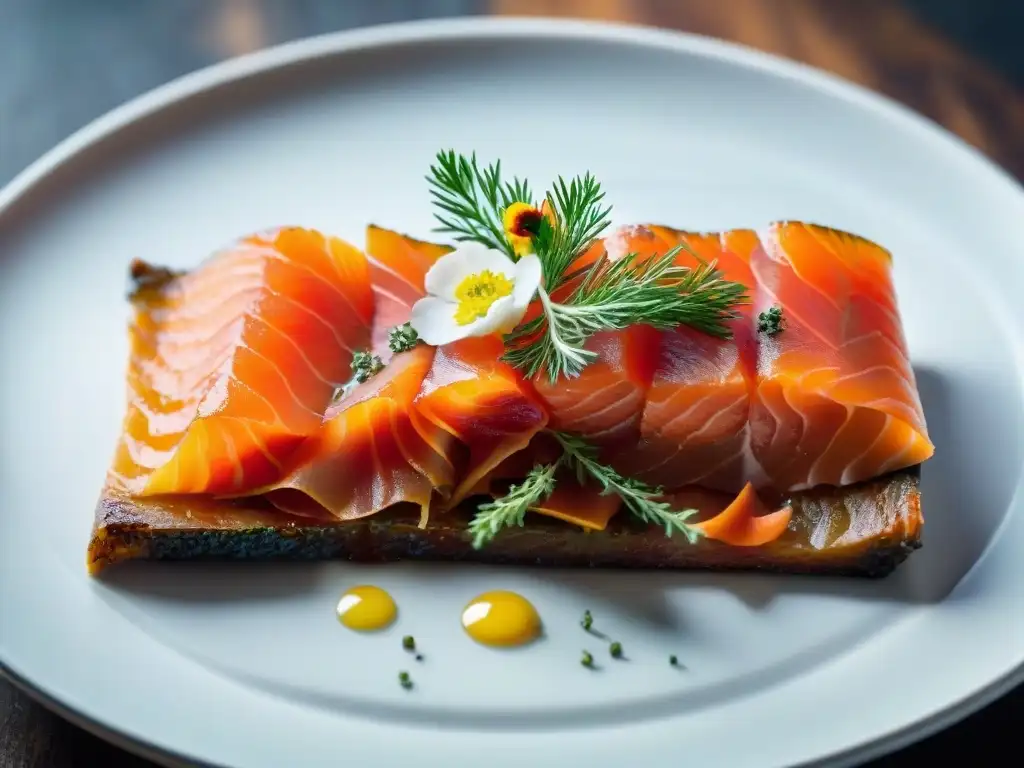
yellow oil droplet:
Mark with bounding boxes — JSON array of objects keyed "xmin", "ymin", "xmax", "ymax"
[
  {"xmin": 461, "ymin": 591, "xmax": 541, "ymax": 647},
  {"xmin": 336, "ymin": 585, "xmax": 397, "ymax": 631}
]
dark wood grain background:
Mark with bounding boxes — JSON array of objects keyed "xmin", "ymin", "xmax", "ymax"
[{"xmin": 1, "ymin": 1, "xmax": 1021, "ymax": 766}]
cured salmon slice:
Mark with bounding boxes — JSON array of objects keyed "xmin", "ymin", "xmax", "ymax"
[
  {"xmin": 110, "ymin": 227, "xmax": 375, "ymax": 497},
  {"xmin": 532, "ymin": 226, "xmax": 666, "ymax": 454},
  {"xmin": 749, "ymin": 223, "xmax": 933, "ymax": 490},
  {"xmin": 461, "ymin": 434, "xmax": 562, "ymax": 497},
  {"xmin": 365, "ymin": 224, "xmax": 451, "ymax": 358},
  {"xmin": 526, "ymin": 472, "xmax": 622, "ymax": 531},
  {"xmin": 364, "ymin": 226, "xmax": 549, "ymax": 509},
  {"xmin": 415, "ymin": 336, "xmax": 549, "ymax": 506},
  {"xmin": 532, "ymin": 325, "xmax": 659, "ymax": 452},
  {"xmin": 613, "ymin": 227, "xmax": 757, "ymax": 492},
  {"xmin": 254, "ymin": 345, "xmax": 456, "ymax": 526},
  {"xmin": 683, "ymin": 483, "xmax": 793, "ymax": 547}
]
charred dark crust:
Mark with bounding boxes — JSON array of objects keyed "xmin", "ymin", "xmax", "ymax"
[
  {"xmin": 88, "ymin": 466, "xmax": 922, "ymax": 578},
  {"xmin": 127, "ymin": 259, "xmax": 183, "ymax": 301}
]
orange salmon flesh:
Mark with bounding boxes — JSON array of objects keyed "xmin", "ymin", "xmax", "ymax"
[{"xmin": 106, "ymin": 222, "xmax": 932, "ymax": 546}]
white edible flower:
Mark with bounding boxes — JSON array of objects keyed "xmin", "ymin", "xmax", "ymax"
[{"xmin": 410, "ymin": 243, "xmax": 542, "ymax": 345}]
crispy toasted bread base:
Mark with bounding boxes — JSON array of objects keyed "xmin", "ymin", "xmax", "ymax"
[{"xmin": 88, "ymin": 466, "xmax": 922, "ymax": 578}]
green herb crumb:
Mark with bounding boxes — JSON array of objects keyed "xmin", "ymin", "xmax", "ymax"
[
  {"xmin": 581, "ymin": 650, "xmax": 594, "ymax": 668},
  {"xmin": 388, "ymin": 322, "xmax": 421, "ymax": 354},
  {"xmin": 402, "ymin": 635, "xmax": 416, "ymax": 651},
  {"xmin": 398, "ymin": 671, "xmax": 413, "ymax": 690},
  {"xmin": 581, "ymin": 609, "xmax": 593, "ymax": 632},
  {"xmin": 351, "ymin": 350, "xmax": 384, "ymax": 383},
  {"xmin": 757, "ymin": 305, "xmax": 784, "ymax": 336},
  {"xmin": 610, "ymin": 641, "xmax": 623, "ymax": 659},
  {"xmin": 669, "ymin": 654, "xmax": 678, "ymax": 666}
]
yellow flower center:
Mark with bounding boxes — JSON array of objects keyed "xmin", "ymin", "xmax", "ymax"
[
  {"xmin": 453, "ymin": 269, "xmax": 514, "ymax": 326},
  {"xmin": 503, "ymin": 202, "xmax": 543, "ymax": 258}
]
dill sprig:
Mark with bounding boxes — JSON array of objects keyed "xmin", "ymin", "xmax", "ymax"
[
  {"xmin": 426, "ymin": 149, "xmax": 746, "ymax": 383},
  {"xmin": 469, "ymin": 432, "xmax": 704, "ymax": 550},
  {"xmin": 565, "ymin": 248, "xmax": 747, "ymax": 337},
  {"xmin": 468, "ymin": 463, "xmax": 559, "ymax": 548},
  {"xmin": 427, "ymin": 150, "xmax": 532, "ymax": 259},
  {"xmin": 504, "ymin": 249, "xmax": 747, "ymax": 381},
  {"xmin": 537, "ymin": 174, "xmax": 611, "ymax": 285},
  {"xmin": 553, "ymin": 432, "xmax": 702, "ymax": 543}
]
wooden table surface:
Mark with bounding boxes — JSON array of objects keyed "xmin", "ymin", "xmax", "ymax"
[{"xmin": 1, "ymin": 1, "xmax": 1021, "ymax": 766}]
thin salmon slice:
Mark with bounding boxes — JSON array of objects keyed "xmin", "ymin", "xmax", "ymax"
[
  {"xmin": 363, "ymin": 226, "xmax": 550, "ymax": 508},
  {"xmin": 527, "ymin": 471, "xmax": 622, "ymax": 531},
  {"xmin": 415, "ymin": 336, "xmax": 549, "ymax": 507},
  {"xmin": 255, "ymin": 344, "xmax": 455, "ymax": 525},
  {"xmin": 458, "ymin": 434, "xmax": 560, "ymax": 498},
  {"xmin": 532, "ymin": 226, "xmax": 666, "ymax": 454},
  {"xmin": 365, "ymin": 224, "xmax": 451, "ymax": 358},
  {"xmin": 749, "ymin": 222, "xmax": 933, "ymax": 490},
  {"xmin": 533, "ymin": 326, "xmax": 659, "ymax": 452},
  {"xmin": 613, "ymin": 227, "xmax": 757, "ymax": 492},
  {"xmin": 665, "ymin": 484, "xmax": 792, "ymax": 547},
  {"xmin": 109, "ymin": 227, "xmax": 375, "ymax": 496}
]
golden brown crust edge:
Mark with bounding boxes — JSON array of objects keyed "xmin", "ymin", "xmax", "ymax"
[{"xmin": 87, "ymin": 466, "xmax": 922, "ymax": 578}]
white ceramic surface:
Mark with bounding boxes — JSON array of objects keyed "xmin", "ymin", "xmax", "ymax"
[{"xmin": 1, "ymin": 18, "xmax": 1023, "ymax": 768}]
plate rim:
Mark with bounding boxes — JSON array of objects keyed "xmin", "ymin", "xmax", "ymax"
[{"xmin": 2, "ymin": 15, "xmax": 1023, "ymax": 768}]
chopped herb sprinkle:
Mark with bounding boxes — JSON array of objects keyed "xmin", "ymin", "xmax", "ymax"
[
  {"xmin": 581, "ymin": 650, "xmax": 594, "ymax": 668},
  {"xmin": 669, "ymin": 654, "xmax": 678, "ymax": 667},
  {"xmin": 757, "ymin": 305, "xmax": 784, "ymax": 336},
  {"xmin": 609, "ymin": 642, "xmax": 623, "ymax": 659},
  {"xmin": 581, "ymin": 609, "xmax": 593, "ymax": 632},
  {"xmin": 351, "ymin": 350, "xmax": 384, "ymax": 383},
  {"xmin": 388, "ymin": 322, "xmax": 420, "ymax": 354},
  {"xmin": 402, "ymin": 635, "xmax": 416, "ymax": 651},
  {"xmin": 398, "ymin": 671, "xmax": 413, "ymax": 689}
]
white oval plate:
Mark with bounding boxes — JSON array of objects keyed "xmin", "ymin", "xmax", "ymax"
[{"xmin": 1, "ymin": 18, "xmax": 1023, "ymax": 768}]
